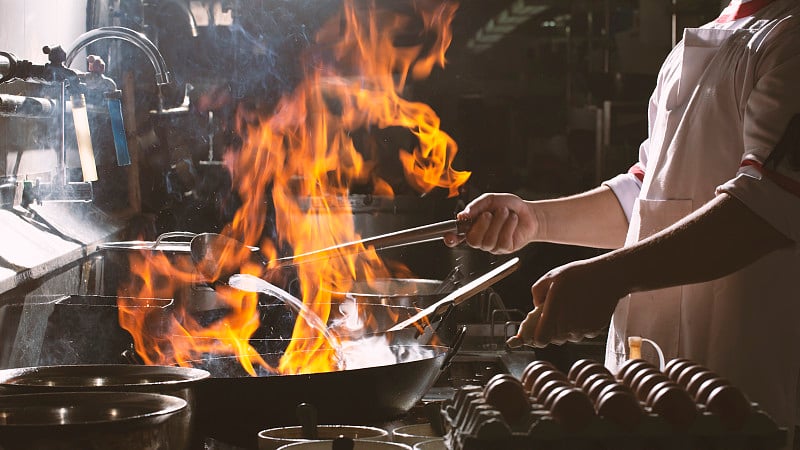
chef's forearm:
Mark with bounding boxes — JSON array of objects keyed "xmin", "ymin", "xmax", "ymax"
[
  {"xmin": 533, "ymin": 185, "xmax": 629, "ymax": 249},
  {"xmin": 600, "ymin": 193, "xmax": 793, "ymax": 294}
]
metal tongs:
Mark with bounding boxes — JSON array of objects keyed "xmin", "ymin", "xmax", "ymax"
[{"xmin": 191, "ymin": 218, "xmax": 471, "ymax": 282}]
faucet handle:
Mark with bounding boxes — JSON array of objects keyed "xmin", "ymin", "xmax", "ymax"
[
  {"xmin": 87, "ymin": 55, "xmax": 106, "ymax": 74},
  {"xmin": 43, "ymin": 45, "xmax": 67, "ymax": 66}
]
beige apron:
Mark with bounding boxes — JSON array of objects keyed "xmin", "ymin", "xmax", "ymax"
[
  {"xmin": 605, "ymin": 21, "xmax": 800, "ymax": 444},
  {"xmin": 606, "ymin": 26, "xmax": 736, "ymax": 367}
]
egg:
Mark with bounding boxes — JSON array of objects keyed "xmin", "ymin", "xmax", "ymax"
[
  {"xmin": 531, "ymin": 370, "xmax": 568, "ymax": 399},
  {"xmin": 616, "ymin": 359, "xmax": 655, "ymax": 381},
  {"xmin": 662, "ymin": 358, "xmax": 692, "ymax": 376},
  {"xmin": 575, "ymin": 363, "xmax": 612, "ymax": 387},
  {"xmin": 665, "ymin": 360, "xmax": 695, "ymax": 381},
  {"xmin": 621, "ymin": 362, "xmax": 656, "ymax": 388},
  {"xmin": 550, "ymin": 387, "xmax": 595, "ymax": 431},
  {"xmin": 483, "ymin": 376, "xmax": 531, "ymax": 424},
  {"xmin": 628, "ymin": 367, "xmax": 662, "ymax": 394},
  {"xmin": 635, "ymin": 372, "xmax": 670, "ymax": 402},
  {"xmin": 596, "ymin": 389, "xmax": 643, "ymax": 429},
  {"xmin": 645, "ymin": 380, "xmax": 680, "ymax": 407},
  {"xmin": 650, "ymin": 385, "xmax": 697, "ymax": 430},
  {"xmin": 676, "ymin": 365, "xmax": 706, "ymax": 388},
  {"xmin": 586, "ymin": 378, "xmax": 618, "ymax": 403},
  {"xmin": 522, "ymin": 360, "xmax": 555, "ymax": 380},
  {"xmin": 542, "ymin": 384, "xmax": 571, "ymax": 410},
  {"xmin": 581, "ymin": 372, "xmax": 614, "ymax": 392},
  {"xmin": 596, "ymin": 382, "xmax": 633, "ymax": 404},
  {"xmin": 483, "ymin": 374, "xmax": 518, "ymax": 397},
  {"xmin": 685, "ymin": 370, "xmax": 717, "ymax": 398},
  {"xmin": 567, "ymin": 359, "xmax": 599, "ymax": 382},
  {"xmin": 522, "ymin": 364, "xmax": 556, "ymax": 393},
  {"xmin": 706, "ymin": 384, "xmax": 751, "ymax": 430},
  {"xmin": 537, "ymin": 379, "xmax": 571, "ymax": 405},
  {"xmin": 695, "ymin": 377, "xmax": 730, "ymax": 405}
]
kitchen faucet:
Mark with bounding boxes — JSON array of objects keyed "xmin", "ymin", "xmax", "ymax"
[
  {"xmin": 65, "ymin": 26, "xmax": 171, "ymax": 112},
  {"xmin": 0, "ymin": 27, "xmax": 171, "ymax": 205}
]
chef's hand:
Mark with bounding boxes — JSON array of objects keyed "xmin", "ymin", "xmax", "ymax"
[
  {"xmin": 509, "ymin": 258, "xmax": 625, "ymax": 348},
  {"xmin": 444, "ymin": 193, "xmax": 538, "ymax": 254}
]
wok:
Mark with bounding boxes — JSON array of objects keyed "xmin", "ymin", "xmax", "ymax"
[
  {"xmin": 193, "ymin": 338, "xmax": 463, "ymax": 448},
  {"xmin": 213, "ymin": 258, "xmax": 516, "ymax": 365},
  {"xmin": 189, "ymin": 258, "xmax": 518, "ymax": 447}
]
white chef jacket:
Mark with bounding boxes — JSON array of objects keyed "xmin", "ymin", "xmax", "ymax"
[{"xmin": 602, "ymin": 0, "xmax": 800, "ymax": 440}]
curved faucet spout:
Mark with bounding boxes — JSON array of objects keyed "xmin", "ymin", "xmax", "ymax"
[{"xmin": 65, "ymin": 26, "xmax": 171, "ymax": 86}]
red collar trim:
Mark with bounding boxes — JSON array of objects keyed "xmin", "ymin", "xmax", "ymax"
[{"xmin": 716, "ymin": 0, "xmax": 775, "ymax": 23}]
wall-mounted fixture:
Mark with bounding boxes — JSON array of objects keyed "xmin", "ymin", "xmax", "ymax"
[
  {"xmin": 466, "ymin": 0, "xmax": 549, "ymax": 53},
  {"xmin": 0, "ymin": 27, "xmax": 171, "ymax": 205}
]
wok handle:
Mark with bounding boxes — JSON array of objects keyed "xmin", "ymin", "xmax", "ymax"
[
  {"xmin": 441, "ymin": 324, "xmax": 467, "ymax": 370},
  {"xmin": 276, "ymin": 218, "xmax": 470, "ymax": 266}
]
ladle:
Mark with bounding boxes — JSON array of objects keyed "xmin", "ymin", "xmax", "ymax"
[
  {"xmin": 227, "ymin": 273, "xmax": 343, "ymax": 365},
  {"xmin": 190, "ymin": 219, "xmax": 470, "ymax": 282}
]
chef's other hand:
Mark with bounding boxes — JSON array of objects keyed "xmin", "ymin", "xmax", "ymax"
[
  {"xmin": 528, "ymin": 258, "xmax": 624, "ymax": 347},
  {"xmin": 506, "ymin": 307, "xmax": 542, "ymax": 348},
  {"xmin": 443, "ymin": 193, "xmax": 538, "ymax": 254}
]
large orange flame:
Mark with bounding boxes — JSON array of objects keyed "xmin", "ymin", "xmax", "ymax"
[{"xmin": 119, "ymin": 0, "xmax": 469, "ymax": 376}]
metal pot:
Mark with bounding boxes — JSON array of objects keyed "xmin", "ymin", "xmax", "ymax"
[
  {"xmin": 0, "ymin": 391, "xmax": 187, "ymax": 450},
  {"xmin": 0, "ymin": 364, "xmax": 209, "ymax": 450},
  {"xmin": 0, "ymin": 295, "xmax": 174, "ymax": 368},
  {"xmin": 95, "ymin": 231, "xmax": 200, "ymax": 297},
  {"xmin": 328, "ymin": 278, "xmax": 447, "ymax": 309}
]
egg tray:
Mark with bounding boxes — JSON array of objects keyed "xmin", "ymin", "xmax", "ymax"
[{"xmin": 440, "ymin": 385, "xmax": 786, "ymax": 450}]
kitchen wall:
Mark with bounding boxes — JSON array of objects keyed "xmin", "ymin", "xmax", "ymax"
[
  {"xmin": 0, "ymin": 1, "xmax": 87, "ymax": 179},
  {"xmin": 0, "ymin": 0, "xmax": 86, "ymax": 60}
]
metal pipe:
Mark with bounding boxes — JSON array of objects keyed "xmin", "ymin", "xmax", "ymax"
[
  {"xmin": 161, "ymin": 0, "xmax": 198, "ymax": 38},
  {"xmin": 64, "ymin": 27, "xmax": 171, "ymax": 86},
  {"xmin": 0, "ymin": 53, "xmax": 12, "ymax": 80},
  {"xmin": 0, "ymin": 94, "xmax": 57, "ymax": 118}
]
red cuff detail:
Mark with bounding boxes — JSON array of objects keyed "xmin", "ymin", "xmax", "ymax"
[
  {"xmin": 740, "ymin": 159, "xmax": 800, "ymax": 199},
  {"xmin": 628, "ymin": 164, "xmax": 645, "ymax": 183},
  {"xmin": 716, "ymin": 0, "xmax": 775, "ymax": 23}
]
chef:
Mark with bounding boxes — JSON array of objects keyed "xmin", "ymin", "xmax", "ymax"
[{"xmin": 446, "ymin": 0, "xmax": 800, "ymax": 446}]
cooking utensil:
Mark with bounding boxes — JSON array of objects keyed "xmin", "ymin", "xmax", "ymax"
[
  {"xmin": 0, "ymin": 391, "xmax": 187, "ymax": 450},
  {"xmin": 190, "ymin": 219, "xmax": 470, "ymax": 282},
  {"xmin": 0, "ymin": 364, "xmax": 209, "ymax": 450},
  {"xmin": 391, "ymin": 424, "xmax": 440, "ymax": 446},
  {"xmin": 258, "ymin": 424, "xmax": 388, "ymax": 450},
  {"xmin": 279, "ymin": 440, "xmax": 410, "ymax": 450},
  {"xmin": 194, "ymin": 336, "xmax": 464, "ymax": 448},
  {"xmin": 328, "ymin": 277, "xmax": 456, "ymax": 309},
  {"xmin": 387, "ymin": 257, "xmax": 520, "ymax": 332},
  {"xmin": 96, "ymin": 231, "xmax": 199, "ymax": 297}
]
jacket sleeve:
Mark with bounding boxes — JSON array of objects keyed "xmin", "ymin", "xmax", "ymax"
[
  {"xmin": 716, "ymin": 14, "xmax": 800, "ymax": 244},
  {"xmin": 602, "ymin": 64, "xmax": 663, "ymax": 223}
]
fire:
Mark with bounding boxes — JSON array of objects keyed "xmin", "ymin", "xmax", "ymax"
[{"xmin": 118, "ymin": 0, "xmax": 469, "ymax": 376}]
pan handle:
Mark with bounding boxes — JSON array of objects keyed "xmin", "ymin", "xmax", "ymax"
[
  {"xmin": 440, "ymin": 324, "xmax": 467, "ymax": 371},
  {"xmin": 151, "ymin": 231, "xmax": 197, "ymax": 248}
]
